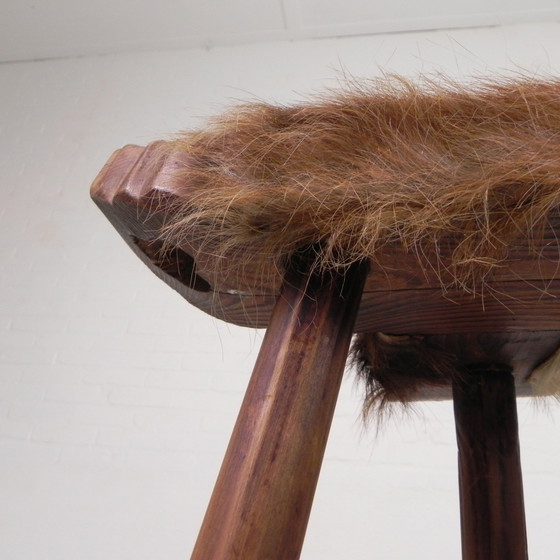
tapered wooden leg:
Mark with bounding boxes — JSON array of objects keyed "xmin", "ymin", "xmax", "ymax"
[
  {"xmin": 452, "ymin": 367, "xmax": 528, "ymax": 560},
  {"xmin": 191, "ymin": 255, "xmax": 368, "ymax": 560}
]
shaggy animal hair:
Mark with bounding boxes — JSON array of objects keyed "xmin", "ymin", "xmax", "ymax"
[
  {"xmin": 162, "ymin": 76, "xmax": 560, "ymax": 293},
  {"xmin": 158, "ymin": 76, "xmax": 560, "ymax": 409},
  {"xmin": 351, "ymin": 333, "xmax": 460, "ymax": 417}
]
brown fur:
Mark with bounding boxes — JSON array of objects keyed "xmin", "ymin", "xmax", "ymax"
[
  {"xmin": 351, "ymin": 332, "xmax": 460, "ymax": 416},
  {"xmin": 159, "ymin": 76, "xmax": 560, "ymax": 409},
  {"xmin": 162, "ymin": 76, "xmax": 560, "ymax": 293}
]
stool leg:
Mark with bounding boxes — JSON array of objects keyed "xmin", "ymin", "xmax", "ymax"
[
  {"xmin": 452, "ymin": 368, "xmax": 528, "ymax": 560},
  {"xmin": 191, "ymin": 256, "xmax": 368, "ymax": 560}
]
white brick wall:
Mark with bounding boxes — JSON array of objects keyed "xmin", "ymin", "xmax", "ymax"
[{"xmin": 1, "ymin": 22, "xmax": 560, "ymax": 559}]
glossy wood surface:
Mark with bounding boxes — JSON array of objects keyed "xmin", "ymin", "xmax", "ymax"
[
  {"xmin": 190, "ymin": 255, "xmax": 368, "ymax": 560},
  {"xmin": 453, "ymin": 367, "xmax": 528, "ymax": 560}
]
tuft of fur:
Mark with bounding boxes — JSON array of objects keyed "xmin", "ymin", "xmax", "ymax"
[
  {"xmin": 161, "ymin": 76, "xmax": 560, "ymax": 293},
  {"xmin": 351, "ymin": 332, "xmax": 460, "ymax": 417}
]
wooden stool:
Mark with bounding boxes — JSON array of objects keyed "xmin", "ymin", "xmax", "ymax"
[{"xmin": 90, "ymin": 79, "xmax": 560, "ymax": 559}]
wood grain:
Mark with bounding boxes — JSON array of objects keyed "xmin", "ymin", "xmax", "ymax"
[
  {"xmin": 190, "ymin": 255, "xmax": 368, "ymax": 560},
  {"xmin": 453, "ymin": 366, "xmax": 528, "ymax": 560}
]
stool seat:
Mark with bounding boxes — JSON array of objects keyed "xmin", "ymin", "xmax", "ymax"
[
  {"xmin": 91, "ymin": 141, "xmax": 560, "ymax": 399},
  {"xmin": 92, "ymin": 142, "xmax": 560, "ymax": 332}
]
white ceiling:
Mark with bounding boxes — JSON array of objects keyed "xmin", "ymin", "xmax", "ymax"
[{"xmin": 1, "ymin": 0, "xmax": 559, "ymax": 63}]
